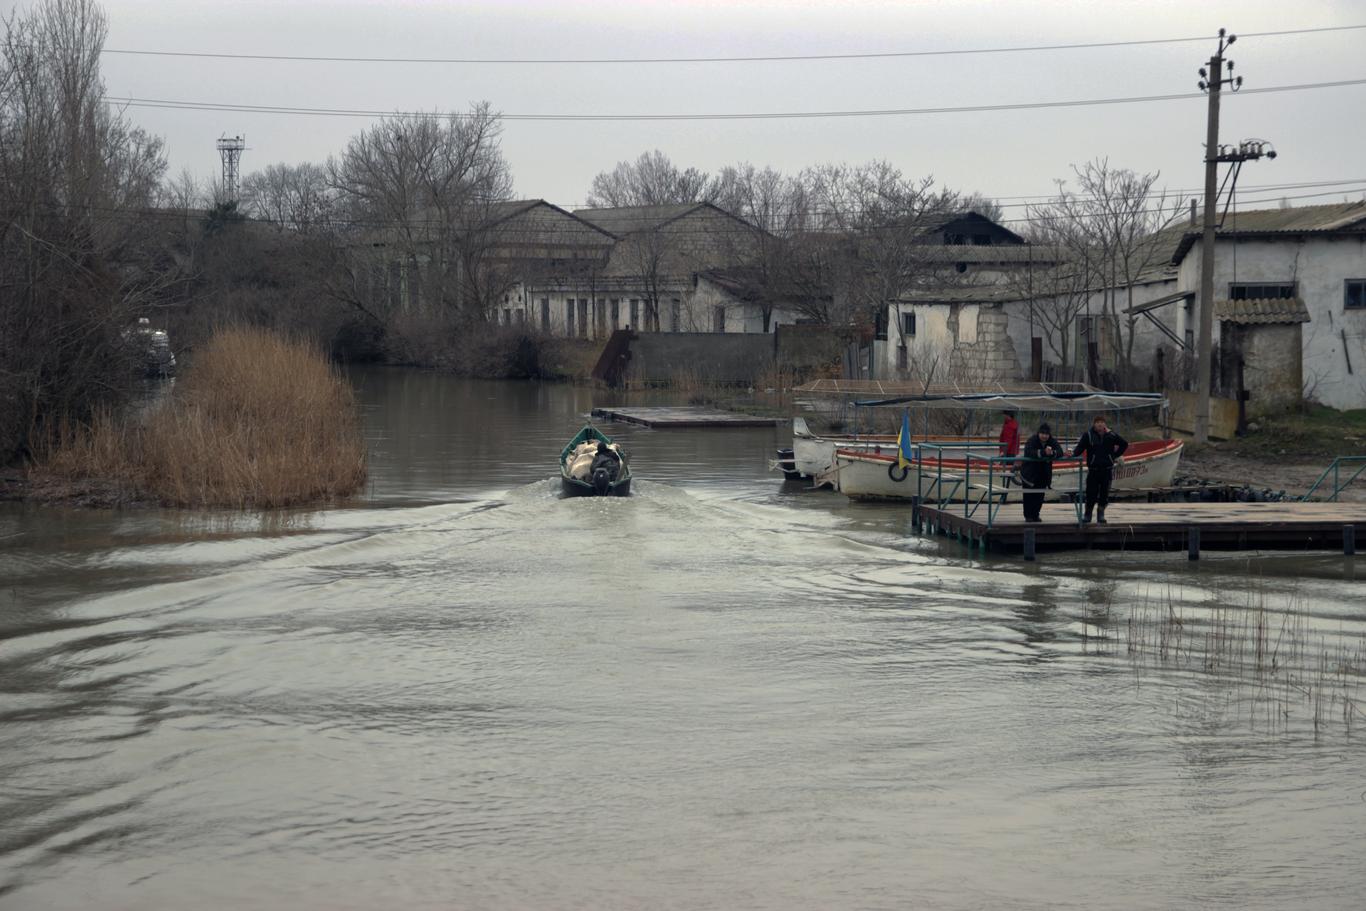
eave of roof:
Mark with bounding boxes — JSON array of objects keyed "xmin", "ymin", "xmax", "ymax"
[{"xmin": 1171, "ymin": 201, "xmax": 1366, "ymax": 263}]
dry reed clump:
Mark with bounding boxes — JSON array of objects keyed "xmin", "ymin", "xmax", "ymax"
[{"xmin": 39, "ymin": 327, "xmax": 367, "ymax": 509}]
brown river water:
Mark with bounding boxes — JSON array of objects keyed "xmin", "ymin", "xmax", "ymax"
[{"xmin": 2, "ymin": 367, "xmax": 1365, "ymax": 910}]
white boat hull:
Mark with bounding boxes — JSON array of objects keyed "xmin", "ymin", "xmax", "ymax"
[
  {"xmin": 830, "ymin": 440, "xmax": 1185, "ymax": 503},
  {"xmin": 790, "ymin": 417, "xmax": 996, "ymax": 488}
]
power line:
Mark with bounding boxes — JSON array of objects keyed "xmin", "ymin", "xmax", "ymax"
[
  {"xmin": 103, "ymin": 76, "xmax": 1366, "ymax": 123},
  {"xmin": 99, "ymin": 24, "xmax": 1366, "ymax": 65}
]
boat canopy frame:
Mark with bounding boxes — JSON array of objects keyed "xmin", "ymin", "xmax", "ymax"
[
  {"xmin": 849, "ymin": 384, "xmax": 1167, "ymax": 443},
  {"xmin": 851, "ymin": 389, "xmax": 1168, "ymax": 412}
]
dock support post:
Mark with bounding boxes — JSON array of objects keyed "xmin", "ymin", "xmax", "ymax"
[
  {"xmin": 1188, "ymin": 526, "xmax": 1201, "ymax": 561},
  {"xmin": 1345, "ymin": 525, "xmax": 1356, "ymax": 556},
  {"xmin": 1023, "ymin": 529, "xmax": 1036, "ymax": 562},
  {"xmin": 911, "ymin": 496, "xmax": 921, "ymax": 533}
]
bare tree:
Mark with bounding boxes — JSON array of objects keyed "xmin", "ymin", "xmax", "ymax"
[
  {"xmin": 586, "ymin": 150, "xmax": 712, "ymax": 208},
  {"xmin": 1024, "ymin": 160, "xmax": 1181, "ymax": 377},
  {"xmin": 1010, "ymin": 208, "xmax": 1102, "ymax": 372},
  {"xmin": 803, "ymin": 161, "xmax": 965, "ymax": 334},
  {"xmin": 705, "ymin": 163, "xmax": 814, "ymax": 331},
  {"xmin": 1072, "ymin": 160, "xmax": 1182, "ymax": 370},
  {"xmin": 325, "ymin": 103, "xmax": 514, "ymax": 324},
  {"xmin": 242, "ymin": 161, "xmax": 333, "ymax": 233},
  {"xmin": 1, "ymin": 0, "xmax": 171, "ymax": 456}
]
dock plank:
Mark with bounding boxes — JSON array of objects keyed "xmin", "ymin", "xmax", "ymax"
[
  {"xmin": 919, "ymin": 501, "xmax": 1366, "ymax": 556},
  {"xmin": 591, "ymin": 406, "xmax": 782, "ymax": 428}
]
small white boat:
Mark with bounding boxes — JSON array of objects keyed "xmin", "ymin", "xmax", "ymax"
[
  {"xmin": 788, "ymin": 416, "xmax": 994, "ymax": 487},
  {"xmin": 829, "ymin": 438, "xmax": 1186, "ymax": 503}
]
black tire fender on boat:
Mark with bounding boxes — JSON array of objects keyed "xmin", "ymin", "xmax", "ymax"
[{"xmin": 887, "ymin": 462, "xmax": 910, "ymax": 483}]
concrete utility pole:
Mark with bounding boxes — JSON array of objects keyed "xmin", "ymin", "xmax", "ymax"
[
  {"xmin": 1193, "ymin": 29, "xmax": 1236, "ymax": 444},
  {"xmin": 1192, "ymin": 32, "xmax": 1276, "ymax": 443}
]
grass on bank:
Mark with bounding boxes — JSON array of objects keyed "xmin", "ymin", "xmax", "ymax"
[
  {"xmin": 1230, "ymin": 406, "xmax": 1366, "ymax": 459},
  {"xmin": 37, "ymin": 327, "xmax": 367, "ymax": 509}
]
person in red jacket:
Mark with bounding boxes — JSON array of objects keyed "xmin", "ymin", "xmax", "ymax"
[{"xmin": 998, "ymin": 410, "xmax": 1020, "ymax": 458}]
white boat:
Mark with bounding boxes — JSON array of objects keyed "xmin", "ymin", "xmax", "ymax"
[
  {"xmin": 829, "ymin": 438, "xmax": 1186, "ymax": 503},
  {"xmin": 788, "ymin": 416, "xmax": 994, "ymax": 487}
]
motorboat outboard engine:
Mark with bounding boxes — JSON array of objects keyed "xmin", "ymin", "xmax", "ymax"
[{"xmin": 590, "ymin": 442, "xmax": 620, "ymax": 494}]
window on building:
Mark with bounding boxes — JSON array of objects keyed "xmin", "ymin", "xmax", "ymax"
[
  {"xmin": 897, "ymin": 345, "xmax": 908, "ymax": 370},
  {"xmin": 712, "ymin": 305, "xmax": 726, "ymax": 333},
  {"xmin": 610, "ymin": 299, "xmax": 620, "ymax": 329},
  {"xmin": 902, "ymin": 312, "xmax": 917, "ymax": 338},
  {"xmin": 566, "ymin": 300, "xmax": 575, "ymax": 337},
  {"xmin": 629, "ymin": 299, "xmax": 639, "ymax": 329},
  {"xmin": 502, "ymin": 308, "xmax": 511, "ymax": 325},
  {"xmin": 578, "ymin": 299, "xmax": 589, "ymax": 338},
  {"xmin": 1346, "ymin": 279, "xmax": 1366, "ymax": 310},
  {"xmin": 595, "ymin": 299, "xmax": 607, "ymax": 336},
  {"xmin": 670, "ymin": 299, "xmax": 681, "ymax": 332},
  {"xmin": 1229, "ymin": 282, "xmax": 1296, "ymax": 300},
  {"xmin": 540, "ymin": 298, "xmax": 550, "ymax": 331}
]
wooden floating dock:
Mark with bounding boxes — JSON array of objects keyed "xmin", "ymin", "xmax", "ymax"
[
  {"xmin": 917, "ymin": 501, "xmax": 1364, "ymax": 559},
  {"xmin": 590, "ymin": 406, "xmax": 782, "ymax": 428}
]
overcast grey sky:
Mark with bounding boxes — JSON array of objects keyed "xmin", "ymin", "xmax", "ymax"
[{"xmin": 18, "ymin": 0, "xmax": 1366, "ymax": 213}]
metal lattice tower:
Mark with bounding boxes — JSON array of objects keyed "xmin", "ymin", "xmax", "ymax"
[{"xmin": 216, "ymin": 135, "xmax": 246, "ymax": 202}]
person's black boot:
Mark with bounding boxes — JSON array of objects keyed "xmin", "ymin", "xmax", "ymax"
[
  {"xmin": 1082, "ymin": 511, "xmax": 1092, "ymax": 524},
  {"xmin": 1097, "ymin": 508, "xmax": 1107, "ymax": 525}
]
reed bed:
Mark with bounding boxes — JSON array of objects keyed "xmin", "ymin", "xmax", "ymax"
[
  {"xmin": 1121, "ymin": 582, "xmax": 1366, "ymax": 735},
  {"xmin": 38, "ymin": 327, "xmax": 367, "ymax": 509}
]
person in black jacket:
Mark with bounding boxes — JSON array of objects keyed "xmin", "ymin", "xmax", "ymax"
[
  {"xmin": 1019, "ymin": 423, "xmax": 1062, "ymax": 522},
  {"xmin": 1073, "ymin": 415, "xmax": 1128, "ymax": 524}
]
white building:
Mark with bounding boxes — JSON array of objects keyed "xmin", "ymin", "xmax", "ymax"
[
  {"xmin": 952, "ymin": 201, "xmax": 1366, "ymax": 412},
  {"xmin": 1167, "ymin": 202, "xmax": 1366, "ymax": 410}
]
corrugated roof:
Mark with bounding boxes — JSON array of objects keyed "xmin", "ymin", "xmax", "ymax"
[
  {"xmin": 480, "ymin": 199, "xmax": 618, "ymax": 241},
  {"xmin": 1215, "ymin": 297, "xmax": 1311, "ymax": 325},
  {"xmin": 1211, "ymin": 201, "xmax": 1366, "ymax": 233},
  {"xmin": 571, "ymin": 202, "xmax": 708, "ymax": 236},
  {"xmin": 1172, "ymin": 201, "xmax": 1366, "ymax": 262}
]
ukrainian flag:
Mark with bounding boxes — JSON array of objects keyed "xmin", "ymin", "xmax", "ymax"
[{"xmin": 896, "ymin": 410, "xmax": 914, "ymax": 470}]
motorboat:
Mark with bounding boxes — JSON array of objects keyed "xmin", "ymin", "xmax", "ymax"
[
  {"xmin": 122, "ymin": 317, "xmax": 177, "ymax": 377},
  {"xmin": 808, "ymin": 382, "xmax": 1181, "ymax": 502},
  {"xmin": 560, "ymin": 425, "xmax": 632, "ymax": 497},
  {"xmin": 785, "ymin": 415, "xmax": 995, "ymax": 486},
  {"xmin": 829, "ymin": 438, "xmax": 1185, "ymax": 502}
]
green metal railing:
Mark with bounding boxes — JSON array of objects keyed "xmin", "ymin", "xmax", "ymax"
[
  {"xmin": 1301, "ymin": 456, "xmax": 1366, "ymax": 502},
  {"xmin": 914, "ymin": 442, "xmax": 1086, "ymax": 529}
]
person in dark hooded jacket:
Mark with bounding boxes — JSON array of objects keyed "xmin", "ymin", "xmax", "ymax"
[
  {"xmin": 1019, "ymin": 422, "xmax": 1062, "ymax": 522},
  {"xmin": 1073, "ymin": 415, "xmax": 1128, "ymax": 524}
]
